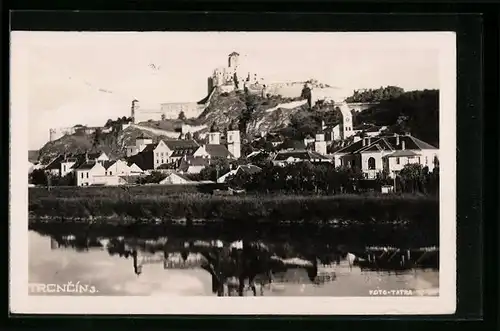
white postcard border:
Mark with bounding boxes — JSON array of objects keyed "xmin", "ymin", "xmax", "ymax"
[{"xmin": 10, "ymin": 31, "xmax": 456, "ymax": 315}]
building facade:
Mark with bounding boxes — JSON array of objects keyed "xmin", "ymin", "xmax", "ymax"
[{"xmin": 333, "ymin": 134, "xmax": 439, "ymax": 179}]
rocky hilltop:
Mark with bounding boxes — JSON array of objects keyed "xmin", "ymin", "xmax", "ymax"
[{"xmin": 199, "ymin": 89, "xmax": 309, "ymax": 134}]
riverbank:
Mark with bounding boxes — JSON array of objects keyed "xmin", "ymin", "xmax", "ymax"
[{"xmin": 29, "ymin": 190, "xmax": 438, "ymax": 224}]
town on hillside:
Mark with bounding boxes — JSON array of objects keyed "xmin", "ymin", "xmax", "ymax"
[{"xmin": 29, "ymin": 51, "xmax": 440, "ymax": 194}]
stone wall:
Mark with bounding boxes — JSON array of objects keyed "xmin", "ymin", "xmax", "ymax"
[
  {"xmin": 159, "ymin": 103, "xmax": 206, "ymax": 120},
  {"xmin": 265, "ymin": 82, "xmax": 305, "ymax": 98}
]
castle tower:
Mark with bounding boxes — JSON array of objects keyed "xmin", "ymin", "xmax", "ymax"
[
  {"xmin": 226, "ymin": 120, "xmax": 241, "ymax": 159},
  {"xmin": 131, "ymin": 99, "xmax": 139, "ymax": 124},
  {"xmin": 339, "ymin": 103, "xmax": 354, "ymax": 140},
  {"xmin": 212, "ymin": 67, "xmax": 225, "ymax": 87},
  {"xmin": 208, "ymin": 122, "xmax": 221, "ymax": 145},
  {"xmin": 314, "ymin": 133, "xmax": 327, "ymax": 155},
  {"xmin": 49, "ymin": 129, "xmax": 56, "ymax": 142},
  {"xmin": 228, "ymin": 52, "xmax": 240, "ymax": 72}
]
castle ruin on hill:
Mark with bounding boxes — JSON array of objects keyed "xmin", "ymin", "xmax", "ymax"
[
  {"xmin": 49, "ymin": 52, "xmax": 374, "ymax": 142},
  {"xmin": 131, "ymin": 51, "xmax": 348, "ymax": 124}
]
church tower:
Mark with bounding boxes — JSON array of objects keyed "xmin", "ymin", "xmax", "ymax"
[
  {"xmin": 226, "ymin": 120, "xmax": 241, "ymax": 159},
  {"xmin": 339, "ymin": 103, "xmax": 354, "ymax": 140},
  {"xmin": 208, "ymin": 122, "xmax": 221, "ymax": 145}
]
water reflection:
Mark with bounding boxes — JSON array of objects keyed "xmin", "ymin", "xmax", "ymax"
[{"xmin": 29, "ymin": 222, "xmax": 439, "ymax": 297}]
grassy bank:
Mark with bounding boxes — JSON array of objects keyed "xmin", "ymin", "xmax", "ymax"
[
  {"xmin": 29, "ymin": 184, "xmax": 227, "ymax": 200},
  {"xmin": 29, "ymin": 191, "xmax": 438, "ymax": 225}
]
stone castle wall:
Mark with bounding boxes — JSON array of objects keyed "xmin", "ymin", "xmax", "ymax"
[
  {"xmin": 159, "ymin": 103, "xmax": 206, "ymax": 120},
  {"xmin": 264, "ymin": 82, "xmax": 305, "ymax": 98},
  {"xmin": 49, "ymin": 127, "xmax": 77, "ymax": 141},
  {"xmin": 49, "ymin": 126, "xmax": 103, "ymax": 142}
]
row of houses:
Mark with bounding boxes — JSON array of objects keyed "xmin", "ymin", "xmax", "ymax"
[
  {"xmin": 43, "ymin": 152, "xmax": 144, "ymax": 186},
  {"xmin": 37, "ymin": 123, "xmax": 243, "ymax": 186},
  {"xmin": 250, "ymin": 132, "xmax": 439, "ymax": 179}
]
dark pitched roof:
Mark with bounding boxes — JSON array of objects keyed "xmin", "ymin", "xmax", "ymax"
[
  {"xmin": 185, "ymin": 157, "xmax": 210, "ymax": 166},
  {"xmin": 141, "ymin": 143, "xmax": 159, "ymax": 153},
  {"xmin": 273, "ymin": 149, "xmax": 330, "ymax": 162},
  {"xmin": 127, "ymin": 151, "xmax": 154, "ymax": 170},
  {"xmin": 237, "ymin": 164, "xmax": 262, "ymax": 175},
  {"xmin": 334, "ymin": 134, "xmax": 437, "ymax": 155},
  {"xmin": 229, "ymin": 51, "xmax": 240, "ymax": 57},
  {"xmin": 332, "ymin": 140, "xmax": 365, "ymax": 155},
  {"xmin": 170, "ymin": 147, "xmax": 199, "ymax": 157},
  {"xmin": 205, "ymin": 144, "xmax": 233, "ymax": 158},
  {"xmin": 164, "ymin": 139, "xmax": 199, "ymax": 150},
  {"xmin": 76, "ymin": 161, "xmax": 100, "ymax": 170},
  {"xmin": 45, "ymin": 155, "xmax": 64, "ymax": 170},
  {"xmin": 277, "ymin": 140, "xmax": 306, "ymax": 151},
  {"xmin": 383, "ymin": 150, "xmax": 420, "ymax": 158},
  {"xmin": 178, "ymin": 157, "xmax": 210, "ymax": 172},
  {"xmin": 87, "ymin": 152, "xmax": 106, "ymax": 160},
  {"xmin": 103, "ymin": 160, "xmax": 117, "ymax": 170}
]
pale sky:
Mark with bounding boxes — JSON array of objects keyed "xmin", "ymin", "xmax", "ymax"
[{"xmin": 11, "ymin": 32, "xmax": 441, "ymax": 150}]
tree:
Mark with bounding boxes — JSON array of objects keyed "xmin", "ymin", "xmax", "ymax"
[
  {"xmin": 178, "ymin": 111, "xmax": 186, "ymax": 121},
  {"xmin": 233, "ymin": 72, "xmax": 239, "ymax": 89},
  {"xmin": 399, "ymin": 163, "xmax": 426, "ymax": 193},
  {"xmin": 30, "ymin": 169, "xmax": 48, "ymax": 186},
  {"xmin": 92, "ymin": 128, "xmax": 102, "ymax": 147},
  {"xmin": 301, "ymin": 84, "xmax": 312, "ymax": 108},
  {"xmin": 289, "ymin": 112, "xmax": 322, "ymax": 140},
  {"xmin": 199, "ymin": 158, "xmax": 231, "ymax": 182},
  {"xmin": 137, "ymin": 171, "xmax": 167, "ymax": 184}
]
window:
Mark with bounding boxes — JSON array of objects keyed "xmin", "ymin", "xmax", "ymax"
[
  {"xmin": 156, "ymin": 153, "xmax": 159, "ymax": 158},
  {"xmin": 86, "ymin": 173, "xmax": 89, "ymax": 178},
  {"xmin": 63, "ymin": 165, "xmax": 66, "ymax": 172},
  {"xmin": 81, "ymin": 173, "xmax": 84, "ymax": 178},
  {"xmin": 417, "ymin": 157, "xmax": 421, "ymax": 164},
  {"xmin": 368, "ymin": 157, "xmax": 376, "ymax": 170},
  {"xmin": 425, "ymin": 156, "xmax": 428, "ymax": 165},
  {"xmin": 109, "ymin": 171, "xmax": 113, "ymax": 176},
  {"xmin": 396, "ymin": 157, "xmax": 400, "ymax": 165}
]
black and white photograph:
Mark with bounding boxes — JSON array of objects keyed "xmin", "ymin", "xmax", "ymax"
[{"xmin": 10, "ymin": 31, "xmax": 456, "ymax": 315}]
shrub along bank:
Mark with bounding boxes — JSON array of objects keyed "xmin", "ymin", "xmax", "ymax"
[{"xmin": 29, "ymin": 193, "xmax": 438, "ymax": 225}]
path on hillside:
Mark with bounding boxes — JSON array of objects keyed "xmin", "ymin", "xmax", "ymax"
[
  {"xmin": 129, "ymin": 124, "xmax": 180, "ymax": 139},
  {"xmin": 265, "ymin": 100, "xmax": 308, "ymax": 113}
]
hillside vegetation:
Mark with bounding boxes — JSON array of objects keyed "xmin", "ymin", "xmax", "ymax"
[
  {"xmin": 38, "ymin": 125, "xmax": 175, "ymax": 164},
  {"xmin": 353, "ymin": 89, "xmax": 439, "ymax": 147}
]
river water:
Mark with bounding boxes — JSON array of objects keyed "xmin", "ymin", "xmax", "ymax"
[{"xmin": 29, "ymin": 230, "xmax": 439, "ymax": 297}]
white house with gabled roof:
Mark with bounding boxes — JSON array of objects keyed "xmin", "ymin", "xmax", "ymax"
[
  {"xmin": 75, "ymin": 161, "xmax": 106, "ymax": 186},
  {"xmin": 333, "ymin": 133, "xmax": 439, "ymax": 179}
]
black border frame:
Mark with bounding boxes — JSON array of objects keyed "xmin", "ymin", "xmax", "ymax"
[{"xmin": 4, "ymin": 5, "xmax": 493, "ymax": 330}]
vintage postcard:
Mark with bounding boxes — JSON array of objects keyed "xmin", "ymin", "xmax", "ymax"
[{"xmin": 10, "ymin": 31, "xmax": 456, "ymax": 315}]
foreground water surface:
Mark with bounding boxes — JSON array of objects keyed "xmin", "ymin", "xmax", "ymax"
[{"xmin": 29, "ymin": 226, "xmax": 439, "ymax": 297}]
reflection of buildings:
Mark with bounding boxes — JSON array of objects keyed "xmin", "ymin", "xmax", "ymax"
[{"xmin": 49, "ymin": 235, "xmax": 105, "ymax": 252}]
